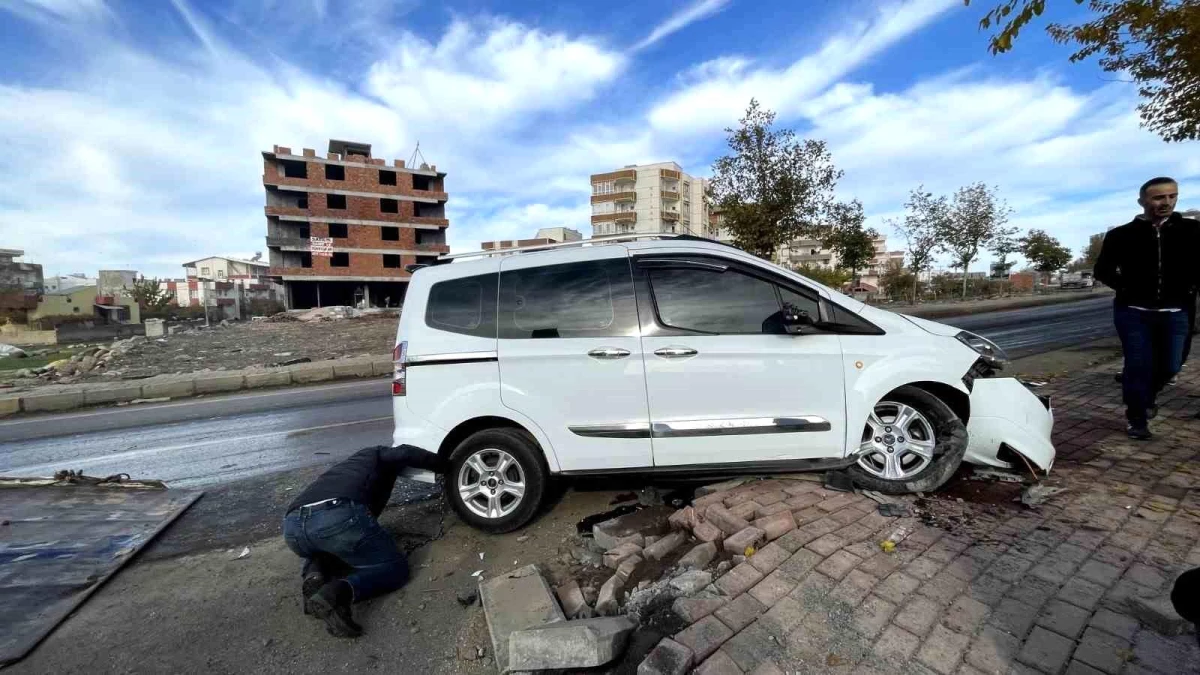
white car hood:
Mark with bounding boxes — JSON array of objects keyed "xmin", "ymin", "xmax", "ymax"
[{"xmin": 896, "ymin": 313, "xmax": 962, "ymax": 338}]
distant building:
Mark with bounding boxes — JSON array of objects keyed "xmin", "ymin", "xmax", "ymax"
[
  {"xmin": 481, "ymin": 227, "xmax": 583, "ymax": 252},
  {"xmin": 44, "ymin": 273, "xmax": 96, "ymax": 292},
  {"xmin": 167, "ymin": 255, "xmax": 285, "ymax": 319},
  {"xmin": 263, "ymin": 139, "xmax": 450, "ymax": 309},
  {"xmin": 30, "ymin": 282, "xmax": 141, "ymax": 325},
  {"xmin": 706, "ymin": 208, "xmax": 733, "ymax": 243},
  {"xmin": 778, "ymin": 237, "xmax": 905, "ymax": 294},
  {"xmin": 95, "ymin": 270, "xmax": 141, "ymax": 324},
  {"xmin": 0, "ymin": 249, "xmax": 43, "ymax": 311},
  {"xmin": 590, "ymin": 162, "xmax": 710, "ymax": 237}
]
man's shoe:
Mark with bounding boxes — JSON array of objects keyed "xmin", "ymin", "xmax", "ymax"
[
  {"xmin": 307, "ymin": 580, "xmax": 362, "ymax": 638},
  {"xmin": 1127, "ymin": 424, "xmax": 1153, "ymax": 441},
  {"xmin": 1115, "ymin": 371, "xmax": 1124, "ymax": 383},
  {"xmin": 302, "ymin": 572, "xmax": 324, "ymax": 616},
  {"xmin": 1148, "ymin": 406, "xmax": 1160, "ymax": 420},
  {"xmin": 1168, "ymin": 375, "xmax": 1179, "ymax": 386}
]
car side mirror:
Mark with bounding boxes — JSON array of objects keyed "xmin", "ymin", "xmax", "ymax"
[{"xmin": 783, "ymin": 308, "xmax": 814, "ymax": 335}]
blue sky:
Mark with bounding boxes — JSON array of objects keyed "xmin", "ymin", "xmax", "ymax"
[{"xmin": 2, "ymin": 0, "xmax": 1199, "ymax": 279}]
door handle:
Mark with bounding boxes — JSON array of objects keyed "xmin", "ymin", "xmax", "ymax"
[
  {"xmin": 587, "ymin": 347, "xmax": 631, "ymax": 360},
  {"xmin": 654, "ymin": 346, "xmax": 698, "ymax": 358}
]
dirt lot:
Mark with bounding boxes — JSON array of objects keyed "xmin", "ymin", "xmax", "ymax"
[{"xmin": 0, "ymin": 315, "xmax": 398, "ymax": 393}]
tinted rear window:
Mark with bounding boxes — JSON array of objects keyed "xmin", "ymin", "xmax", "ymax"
[
  {"xmin": 499, "ymin": 259, "xmax": 637, "ymax": 339},
  {"xmin": 425, "ymin": 273, "xmax": 497, "ymax": 338}
]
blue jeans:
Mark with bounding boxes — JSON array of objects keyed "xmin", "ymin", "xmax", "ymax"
[
  {"xmin": 1114, "ymin": 305, "xmax": 1190, "ymax": 425},
  {"xmin": 282, "ymin": 500, "xmax": 409, "ymax": 602}
]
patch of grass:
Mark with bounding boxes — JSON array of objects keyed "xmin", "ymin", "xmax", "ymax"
[{"xmin": 0, "ymin": 349, "xmax": 74, "ymax": 372}]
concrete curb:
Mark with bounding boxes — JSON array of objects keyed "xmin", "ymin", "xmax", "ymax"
[{"xmin": 0, "ymin": 355, "xmax": 394, "ymax": 417}]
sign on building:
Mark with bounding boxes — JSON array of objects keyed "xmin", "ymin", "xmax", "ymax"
[{"xmin": 309, "ymin": 237, "xmax": 334, "ymax": 257}]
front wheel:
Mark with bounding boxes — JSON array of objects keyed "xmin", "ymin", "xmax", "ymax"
[
  {"xmin": 446, "ymin": 428, "xmax": 547, "ymax": 533},
  {"xmin": 846, "ymin": 386, "xmax": 967, "ymax": 494}
]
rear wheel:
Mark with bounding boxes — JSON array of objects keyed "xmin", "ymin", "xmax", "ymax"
[
  {"xmin": 446, "ymin": 428, "xmax": 546, "ymax": 533},
  {"xmin": 847, "ymin": 386, "xmax": 967, "ymax": 494}
]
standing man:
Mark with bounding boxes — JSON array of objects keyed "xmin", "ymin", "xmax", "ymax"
[
  {"xmin": 1094, "ymin": 177, "xmax": 1200, "ymax": 440},
  {"xmin": 282, "ymin": 444, "xmax": 442, "ymax": 637}
]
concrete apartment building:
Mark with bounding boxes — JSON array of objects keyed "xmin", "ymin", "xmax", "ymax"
[
  {"xmin": 779, "ymin": 236, "xmax": 906, "ymax": 293},
  {"xmin": 590, "ymin": 162, "xmax": 710, "ymax": 238},
  {"xmin": 0, "ymin": 249, "xmax": 43, "ymax": 311},
  {"xmin": 262, "ymin": 139, "xmax": 450, "ymax": 309},
  {"xmin": 481, "ymin": 227, "xmax": 582, "ymax": 252},
  {"xmin": 166, "ymin": 255, "xmax": 285, "ymax": 318},
  {"xmin": 44, "ymin": 273, "xmax": 96, "ymax": 292}
]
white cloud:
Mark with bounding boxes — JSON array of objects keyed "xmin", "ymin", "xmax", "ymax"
[
  {"xmin": 646, "ymin": 0, "xmax": 958, "ymax": 135},
  {"xmin": 0, "ymin": 0, "xmax": 112, "ymax": 24},
  {"xmin": 364, "ymin": 18, "xmax": 623, "ymax": 132},
  {"xmin": 633, "ymin": 0, "xmax": 731, "ymax": 51}
]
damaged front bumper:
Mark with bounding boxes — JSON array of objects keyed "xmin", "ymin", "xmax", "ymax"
[{"xmin": 965, "ymin": 377, "xmax": 1055, "ymax": 473}]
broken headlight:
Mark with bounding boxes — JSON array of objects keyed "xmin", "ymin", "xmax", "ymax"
[{"xmin": 956, "ymin": 331, "xmax": 1008, "ymax": 370}]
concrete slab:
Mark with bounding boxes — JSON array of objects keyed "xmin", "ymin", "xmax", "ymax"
[
  {"xmin": 289, "ymin": 363, "xmax": 335, "ymax": 383},
  {"xmin": 508, "ymin": 616, "xmax": 635, "ymax": 671},
  {"xmin": 243, "ymin": 370, "xmax": 292, "ymax": 389},
  {"xmin": 21, "ymin": 390, "xmax": 85, "ymax": 413},
  {"xmin": 193, "ymin": 373, "xmax": 245, "ymax": 394},
  {"xmin": 0, "ymin": 396, "xmax": 20, "ymax": 417},
  {"xmin": 371, "ymin": 357, "xmax": 396, "ymax": 377},
  {"xmin": 140, "ymin": 377, "xmax": 195, "ymax": 399},
  {"xmin": 480, "ymin": 565, "xmax": 565, "ymax": 673},
  {"xmin": 82, "ymin": 384, "xmax": 143, "ymax": 406},
  {"xmin": 593, "ymin": 506, "xmax": 673, "ymax": 550},
  {"xmin": 332, "ymin": 360, "xmax": 374, "ymax": 379}
]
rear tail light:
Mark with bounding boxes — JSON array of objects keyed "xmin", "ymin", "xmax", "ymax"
[{"xmin": 392, "ymin": 341, "xmax": 407, "ymax": 396}]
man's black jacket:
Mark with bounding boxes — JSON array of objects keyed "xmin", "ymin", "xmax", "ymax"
[
  {"xmin": 287, "ymin": 445, "xmax": 442, "ymax": 516},
  {"xmin": 1094, "ymin": 212, "xmax": 1200, "ymax": 310}
]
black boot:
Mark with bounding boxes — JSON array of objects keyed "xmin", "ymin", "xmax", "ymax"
[
  {"xmin": 302, "ymin": 571, "xmax": 325, "ymax": 616},
  {"xmin": 1127, "ymin": 423, "xmax": 1152, "ymax": 441},
  {"xmin": 308, "ymin": 580, "xmax": 363, "ymax": 638}
]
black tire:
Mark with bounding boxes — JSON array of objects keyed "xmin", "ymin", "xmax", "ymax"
[
  {"xmin": 846, "ymin": 385, "xmax": 968, "ymax": 494},
  {"xmin": 446, "ymin": 427, "xmax": 547, "ymax": 533}
]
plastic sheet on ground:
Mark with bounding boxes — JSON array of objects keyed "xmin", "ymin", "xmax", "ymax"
[{"xmin": 0, "ymin": 481, "xmax": 203, "ymax": 665}]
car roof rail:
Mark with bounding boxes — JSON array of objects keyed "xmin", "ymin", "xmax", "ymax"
[{"xmin": 439, "ymin": 232, "xmax": 717, "ymax": 261}]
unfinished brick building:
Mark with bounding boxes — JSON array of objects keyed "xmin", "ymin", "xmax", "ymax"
[{"xmin": 262, "ymin": 139, "xmax": 449, "ymax": 309}]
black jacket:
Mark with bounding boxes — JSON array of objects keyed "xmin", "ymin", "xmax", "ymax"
[
  {"xmin": 287, "ymin": 445, "xmax": 442, "ymax": 516},
  {"xmin": 1094, "ymin": 213, "xmax": 1200, "ymax": 310}
]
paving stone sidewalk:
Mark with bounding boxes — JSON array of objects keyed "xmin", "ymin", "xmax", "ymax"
[{"xmin": 649, "ymin": 362, "xmax": 1200, "ymax": 675}]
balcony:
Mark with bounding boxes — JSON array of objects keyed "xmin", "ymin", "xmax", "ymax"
[
  {"xmin": 591, "ymin": 168, "xmax": 637, "ymax": 183},
  {"xmin": 660, "ymin": 169, "xmax": 681, "ymax": 180},
  {"xmin": 662, "ymin": 190, "xmax": 680, "ymax": 201},
  {"xmin": 265, "ymin": 236, "xmax": 308, "ymax": 249},
  {"xmin": 591, "ymin": 212, "xmax": 637, "ymax": 224},
  {"xmin": 662, "ymin": 211, "xmax": 680, "ymax": 222},
  {"xmin": 591, "ymin": 191, "xmax": 636, "ymax": 205}
]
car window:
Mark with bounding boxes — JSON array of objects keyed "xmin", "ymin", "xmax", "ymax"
[
  {"xmin": 499, "ymin": 259, "xmax": 637, "ymax": 339},
  {"xmin": 648, "ymin": 266, "xmax": 783, "ymax": 334},
  {"xmin": 779, "ymin": 287, "xmax": 821, "ymax": 320},
  {"xmin": 425, "ymin": 273, "xmax": 498, "ymax": 338}
]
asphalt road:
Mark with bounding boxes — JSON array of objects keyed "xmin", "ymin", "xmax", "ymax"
[{"xmin": 0, "ymin": 296, "xmax": 1114, "ymax": 488}]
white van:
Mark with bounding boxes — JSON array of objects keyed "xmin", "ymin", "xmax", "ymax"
[{"xmin": 392, "ymin": 235, "xmax": 1054, "ymax": 532}]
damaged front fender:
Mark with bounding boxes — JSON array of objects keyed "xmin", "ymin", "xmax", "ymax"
[{"xmin": 965, "ymin": 378, "xmax": 1056, "ymax": 473}]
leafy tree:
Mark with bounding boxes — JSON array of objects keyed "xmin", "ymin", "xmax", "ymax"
[
  {"xmin": 127, "ymin": 276, "xmax": 173, "ymax": 313},
  {"xmin": 965, "ymin": 0, "xmax": 1200, "ymax": 142},
  {"xmin": 822, "ymin": 200, "xmax": 878, "ymax": 285},
  {"xmin": 938, "ymin": 183, "xmax": 1013, "ymax": 299},
  {"xmin": 989, "ymin": 226, "xmax": 1022, "ymax": 277},
  {"xmin": 792, "ymin": 263, "xmax": 852, "ymax": 289},
  {"xmin": 891, "ymin": 187, "xmax": 948, "ymax": 304},
  {"xmin": 710, "ymin": 99, "xmax": 843, "ymax": 259},
  {"xmin": 1020, "ymin": 229, "xmax": 1074, "ymax": 279},
  {"xmin": 879, "ymin": 260, "xmax": 916, "ymax": 301}
]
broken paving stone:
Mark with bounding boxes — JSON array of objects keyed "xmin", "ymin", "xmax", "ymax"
[
  {"xmin": 615, "ymin": 555, "xmax": 643, "ymax": 584},
  {"xmin": 645, "ymin": 531, "xmax": 687, "ymax": 561},
  {"xmin": 555, "ymin": 579, "xmax": 594, "ymax": 620},
  {"xmin": 752, "ymin": 510, "xmax": 797, "ymax": 541},
  {"xmin": 456, "ymin": 588, "xmax": 479, "ymax": 607},
  {"xmin": 669, "ymin": 570, "xmax": 714, "ymax": 596},
  {"xmin": 678, "ymin": 541, "xmax": 718, "ymax": 571},
  {"xmin": 693, "ymin": 521, "xmax": 723, "ymax": 543},
  {"xmin": 668, "ymin": 506, "xmax": 698, "ymax": 531},
  {"xmin": 715, "ymin": 561, "xmax": 731, "ymax": 575},
  {"xmin": 729, "ymin": 501, "xmax": 760, "ymax": 521},
  {"xmin": 638, "ymin": 637, "xmax": 694, "ymax": 675},
  {"xmin": 479, "ymin": 565, "xmax": 566, "ymax": 673},
  {"xmin": 1020, "ymin": 484, "xmax": 1067, "ymax": 507},
  {"xmin": 645, "ymin": 535, "xmax": 661, "ymax": 547},
  {"xmin": 592, "ymin": 506, "xmax": 674, "ymax": 550},
  {"xmin": 705, "ymin": 504, "xmax": 752, "ymax": 537},
  {"xmin": 1128, "ymin": 595, "xmax": 1190, "ymax": 636},
  {"xmin": 604, "ymin": 542, "xmax": 645, "ymax": 570},
  {"xmin": 695, "ymin": 478, "xmax": 750, "ymax": 497},
  {"xmin": 724, "ymin": 527, "xmax": 766, "ymax": 555},
  {"xmin": 878, "ymin": 503, "xmax": 913, "ymax": 517},
  {"xmin": 596, "ymin": 574, "xmax": 625, "ymax": 616},
  {"xmin": 508, "ymin": 616, "xmax": 635, "ymax": 671}
]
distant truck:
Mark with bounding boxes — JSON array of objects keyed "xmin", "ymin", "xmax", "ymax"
[{"xmin": 1060, "ymin": 271, "xmax": 1094, "ymax": 289}]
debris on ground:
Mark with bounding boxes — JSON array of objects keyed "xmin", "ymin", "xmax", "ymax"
[
  {"xmin": 1019, "ymin": 484, "xmax": 1067, "ymax": 507},
  {"xmin": 0, "ymin": 344, "xmax": 26, "ymax": 358},
  {"xmin": 479, "ymin": 564, "xmax": 565, "ymax": 672},
  {"xmin": 877, "ymin": 502, "xmax": 913, "ymax": 517},
  {"xmin": 507, "ymin": 616, "xmax": 634, "ymax": 671},
  {"xmin": 970, "ymin": 466, "xmax": 1028, "ymax": 483},
  {"xmin": 295, "ymin": 305, "xmax": 363, "ymax": 322}
]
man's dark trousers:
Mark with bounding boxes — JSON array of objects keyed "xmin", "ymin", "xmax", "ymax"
[
  {"xmin": 1182, "ymin": 293, "xmax": 1198, "ymax": 365},
  {"xmin": 1115, "ymin": 305, "xmax": 1190, "ymax": 425},
  {"xmin": 282, "ymin": 499, "xmax": 408, "ymax": 601}
]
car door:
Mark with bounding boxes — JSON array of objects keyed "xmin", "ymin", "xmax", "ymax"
[
  {"xmin": 635, "ymin": 255, "xmax": 847, "ymax": 468},
  {"xmin": 497, "ymin": 247, "xmax": 653, "ymax": 472}
]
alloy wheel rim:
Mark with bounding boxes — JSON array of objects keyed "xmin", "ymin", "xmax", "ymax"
[
  {"xmin": 856, "ymin": 401, "xmax": 936, "ymax": 481},
  {"xmin": 457, "ymin": 448, "xmax": 526, "ymax": 519}
]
